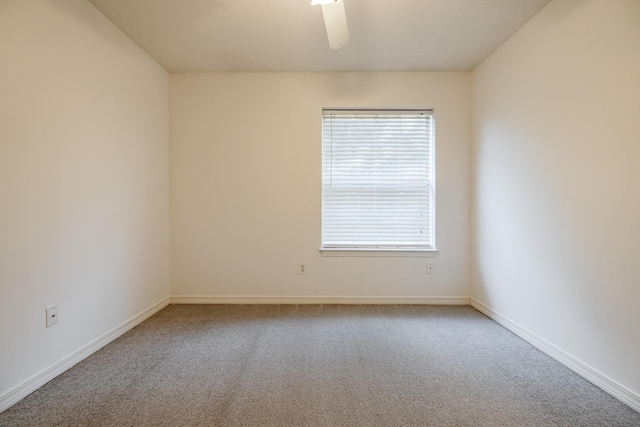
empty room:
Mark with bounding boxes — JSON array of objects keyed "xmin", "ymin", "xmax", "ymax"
[{"xmin": 1, "ymin": 0, "xmax": 639, "ymax": 425}]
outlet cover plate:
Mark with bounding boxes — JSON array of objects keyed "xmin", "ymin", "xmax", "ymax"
[
  {"xmin": 298, "ymin": 262, "xmax": 307, "ymax": 275},
  {"xmin": 46, "ymin": 305, "xmax": 58, "ymax": 328}
]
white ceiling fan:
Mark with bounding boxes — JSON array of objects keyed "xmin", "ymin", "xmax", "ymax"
[{"xmin": 310, "ymin": 0, "xmax": 350, "ymax": 50}]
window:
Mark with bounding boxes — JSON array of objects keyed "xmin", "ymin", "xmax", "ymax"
[{"xmin": 321, "ymin": 109, "xmax": 436, "ymax": 254}]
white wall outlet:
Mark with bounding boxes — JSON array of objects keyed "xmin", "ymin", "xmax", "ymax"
[
  {"xmin": 298, "ymin": 262, "xmax": 307, "ymax": 275},
  {"xmin": 427, "ymin": 263, "xmax": 434, "ymax": 275},
  {"xmin": 46, "ymin": 305, "xmax": 58, "ymax": 328}
]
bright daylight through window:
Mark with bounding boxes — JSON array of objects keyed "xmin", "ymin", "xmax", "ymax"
[{"xmin": 321, "ymin": 109, "xmax": 436, "ymax": 253}]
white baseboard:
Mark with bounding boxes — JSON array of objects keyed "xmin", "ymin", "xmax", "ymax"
[
  {"xmin": 470, "ymin": 298, "xmax": 640, "ymax": 413},
  {"xmin": 170, "ymin": 295, "xmax": 470, "ymax": 305},
  {"xmin": 0, "ymin": 297, "xmax": 170, "ymax": 413}
]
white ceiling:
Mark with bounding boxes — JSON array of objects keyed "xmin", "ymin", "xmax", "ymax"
[{"xmin": 88, "ymin": 0, "xmax": 551, "ymax": 73}]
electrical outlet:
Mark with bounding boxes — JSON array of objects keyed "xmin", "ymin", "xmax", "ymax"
[
  {"xmin": 298, "ymin": 262, "xmax": 307, "ymax": 275},
  {"xmin": 427, "ymin": 263, "xmax": 434, "ymax": 275},
  {"xmin": 46, "ymin": 305, "xmax": 58, "ymax": 328}
]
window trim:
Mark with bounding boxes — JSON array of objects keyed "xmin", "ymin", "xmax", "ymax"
[
  {"xmin": 319, "ymin": 248, "xmax": 439, "ymax": 257},
  {"xmin": 320, "ymin": 108, "xmax": 437, "ymax": 256}
]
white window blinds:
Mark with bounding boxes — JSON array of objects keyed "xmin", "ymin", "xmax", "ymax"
[{"xmin": 321, "ymin": 109, "xmax": 435, "ymax": 250}]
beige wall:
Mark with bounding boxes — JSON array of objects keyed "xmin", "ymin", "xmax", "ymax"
[
  {"xmin": 472, "ymin": 0, "xmax": 640, "ymax": 401},
  {"xmin": 0, "ymin": 0, "xmax": 169, "ymax": 398},
  {"xmin": 170, "ymin": 73, "xmax": 471, "ymax": 300}
]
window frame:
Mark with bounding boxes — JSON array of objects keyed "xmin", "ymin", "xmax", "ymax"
[{"xmin": 319, "ymin": 108, "xmax": 438, "ymax": 257}]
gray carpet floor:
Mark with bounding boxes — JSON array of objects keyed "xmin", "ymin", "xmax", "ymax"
[{"xmin": 1, "ymin": 304, "xmax": 639, "ymax": 426}]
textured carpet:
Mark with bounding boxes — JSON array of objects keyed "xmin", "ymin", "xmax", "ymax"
[{"xmin": 1, "ymin": 304, "xmax": 639, "ymax": 426}]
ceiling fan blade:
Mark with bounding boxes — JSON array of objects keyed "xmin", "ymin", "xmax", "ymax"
[{"xmin": 321, "ymin": 1, "xmax": 349, "ymax": 50}]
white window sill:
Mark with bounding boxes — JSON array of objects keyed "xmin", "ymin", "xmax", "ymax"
[{"xmin": 319, "ymin": 248, "xmax": 439, "ymax": 258}]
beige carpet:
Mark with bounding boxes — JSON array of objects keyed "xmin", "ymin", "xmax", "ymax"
[{"xmin": 1, "ymin": 304, "xmax": 639, "ymax": 426}]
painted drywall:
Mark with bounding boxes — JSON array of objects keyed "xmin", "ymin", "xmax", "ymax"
[
  {"xmin": 170, "ymin": 73, "xmax": 471, "ymax": 299},
  {"xmin": 472, "ymin": 0, "xmax": 640, "ymax": 400},
  {"xmin": 0, "ymin": 0, "xmax": 169, "ymax": 398}
]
